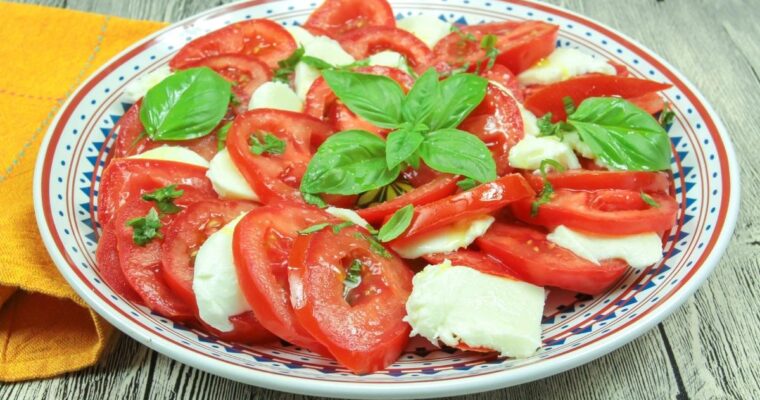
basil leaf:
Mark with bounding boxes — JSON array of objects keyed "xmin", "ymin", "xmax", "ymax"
[
  {"xmin": 385, "ymin": 129, "xmax": 424, "ymax": 170},
  {"xmin": 419, "ymin": 128, "xmax": 497, "ymax": 183},
  {"xmin": 300, "ymin": 130, "xmax": 400, "ymax": 195},
  {"xmin": 140, "ymin": 67, "xmax": 231, "ymax": 141},
  {"xmin": 402, "ymin": 68, "xmax": 439, "ymax": 124},
  {"xmin": 273, "ymin": 46, "xmax": 305, "ymax": 83},
  {"xmin": 640, "ymin": 191, "xmax": 661, "ymax": 208},
  {"xmin": 568, "ymin": 97, "xmax": 671, "ymax": 171},
  {"xmin": 216, "ymin": 122, "xmax": 232, "ymax": 151},
  {"xmin": 141, "ymin": 184, "xmax": 184, "ymax": 214},
  {"xmin": 343, "ymin": 259, "xmax": 363, "ymax": 298},
  {"xmin": 303, "ymin": 193, "xmax": 327, "ymax": 208},
  {"xmin": 298, "ymin": 222, "xmax": 330, "ymax": 235},
  {"xmin": 321, "ymin": 70, "xmax": 405, "ymax": 129},
  {"xmin": 301, "ymin": 55, "xmax": 334, "ymax": 70},
  {"xmin": 126, "ymin": 208, "xmax": 163, "ymax": 246},
  {"xmin": 457, "ymin": 178, "xmax": 478, "ymax": 191},
  {"xmin": 427, "ymin": 73, "xmax": 488, "ymax": 130},
  {"xmin": 250, "ymin": 132, "xmax": 286, "ymax": 155},
  {"xmin": 377, "ymin": 204, "xmax": 414, "ymax": 242}
]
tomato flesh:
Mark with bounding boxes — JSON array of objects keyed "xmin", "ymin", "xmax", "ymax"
[
  {"xmin": 96, "ymin": 222, "xmax": 141, "ymax": 303},
  {"xmin": 199, "ymin": 311, "xmax": 278, "ymax": 345},
  {"xmin": 339, "ymin": 27, "xmax": 433, "ymax": 73},
  {"xmin": 304, "ymin": 0, "xmax": 395, "ymax": 39},
  {"xmin": 481, "ymin": 64, "xmax": 523, "ymax": 101},
  {"xmin": 423, "ymin": 250, "xmax": 522, "ymax": 280},
  {"xmin": 523, "ymin": 170, "xmax": 671, "ymax": 194},
  {"xmin": 357, "ymin": 175, "xmax": 460, "ymax": 224}
]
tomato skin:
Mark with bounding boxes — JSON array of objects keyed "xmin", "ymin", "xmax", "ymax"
[
  {"xmin": 170, "ymin": 19, "xmax": 296, "ymax": 70},
  {"xmin": 339, "ymin": 27, "xmax": 433, "ymax": 73},
  {"xmin": 304, "ymin": 0, "xmax": 395, "ymax": 39},
  {"xmin": 523, "ymin": 75, "xmax": 672, "ymax": 121},
  {"xmin": 477, "ymin": 223, "xmax": 629, "ymax": 295},
  {"xmin": 161, "ymin": 200, "xmax": 256, "ymax": 305},
  {"xmin": 96, "ymin": 222, "xmax": 141, "ymax": 303},
  {"xmin": 288, "ymin": 226, "xmax": 413, "ymax": 374},
  {"xmin": 524, "ymin": 170, "xmax": 671, "ymax": 194},
  {"xmin": 233, "ymin": 203, "xmax": 333, "ymax": 355},
  {"xmin": 184, "ymin": 55, "xmax": 272, "ymax": 115},
  {"xmin": 390, "ymin": 174, "xmax": 535, "ymax": 244},
  {"xmin": 357, "ymin": 175, "xmax": 460, "ymax": 224},
  {"xmin": 199, "ymin": 311, "xmax": 278, "ymax": 345},
  {"xmin": 512, "ymin": 189, "xmax": 678, "ymax": 235},
  {"xmin": 226, "ymin": 109, "xmax": 334, "ymax": 204},
  {"xmin": 626, "ymin": 91, "xmax": 666, "ymax": 115},
  {"xmin": 423, "ymin": 250, "xmax": 522, "ymax": 280},
  {"xmin": 481, "ymin": 64, "xmax": 523, "ymax": 102}
]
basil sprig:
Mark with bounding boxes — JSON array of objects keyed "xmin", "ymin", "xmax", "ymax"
[
  {"xmin": 377, "ymin": 205, "xmax": 414, "ymax": 242},
  {"xmin": 140, "ymin": 67, "xmax": 231, "ymax": 141}
]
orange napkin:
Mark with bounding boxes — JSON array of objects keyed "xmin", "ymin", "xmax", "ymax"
[{"xmin": 0, "ymin": 2, "xmax": 166, "ymax": 381}]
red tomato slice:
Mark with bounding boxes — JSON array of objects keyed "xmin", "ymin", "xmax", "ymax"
[
  {"xmin": 512, "ymin": 189, "xmax": 678, "ymax": 235},
  {"xmin": 524, "ymin": 170, "xmax": 671, "ymax": 194},
  {"xmin": 184, "ymin": 55, "xmax": 272, "ymax": 114},
  {"xmin": 339, "ymin": 27, "xmax": 433, "ymax": 73},
  {"xmin": 288, "ymin": 226, "xmax": 413, "ymax": 374},
  {"xmin": 458, "ymin": 83, "xmax": 524, "ymax": 175},
  {"xmin": 523, "ymin": 75, "xmax": 672, "ymax": 121},
  {"xmin": 233, "ymin": 203, "xmax": 333, "ymax": 355},
  {"xmin": 357, "ymin": 175, "xmax": 460, "ymax": 224},
  {"xmin": 481, "ymin": 64, "xmax": 523, "ymax": 102},
  {"xmin": 433, "ymin": 21, "xmax": 558, "ymax": 74},
  {"xmin": 170, "ymin": 19, "xmax": 296, "ymax": 70},
  {"xmin": 97, "ymin": 159, "xmax": 216, "ymax": 227},
  {"xmin": 161, "ymin": 200, "xmax": 256, "ymax": 305},
  {"xmin": 423, "ymin": 250, "xmax": 522, "ymax": 280},
  {"xmin": 390, "ymin": 174, "xmax": 535, "ymax": 245},
  {"xmin": 199, "ymin": 311, "xmax": 278, "ymax": 345},
  {"xmin": 226, "ymin": 109, "xmax": 334, "ymax": 203},
  {"xmin": 400, "ymin": 162, "xmax": 444, "ymax": 187},
  {"xmin": 626, "ymin": 91, "xmax": 666, "ymax": 115},
  {"xmin": 477, "ymin": 222, "xmax": 629, "ymax": 295},
  {"xmin": 304, "ymin": 0, "xmax": 395, "ymax": 39},
  {"xmin": 96, "ymin": 222, "xmax": 141, "ymax": 303}
]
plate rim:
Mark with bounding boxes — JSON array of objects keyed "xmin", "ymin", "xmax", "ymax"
[{"xmin": 32, "ymin": 0, "xmax": 741, "ymax": 398}]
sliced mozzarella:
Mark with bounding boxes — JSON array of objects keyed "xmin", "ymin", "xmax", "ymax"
[
  {"xmin": 368, "ymin": 51, "xmax": 409, "ymax": 70},
  {"xmin": 248, "ymin": 81, "xmax": 303, "ymax": 112},
  {"xmin": 286, "ymin": 26, "xmax": 316, "ymax": 47},
  {"xmin": 405, "ymin": 260, "xmax": 545, "ymax": 358},
  {"xmin": 293, "ymin": 35, "xmax": 356, "ymax": 100},
  {"xmin": 123, "ymin": 65, "xmax": 172, "ymax": 103},
  {"xmin": 547, "ymin": 225, "xmax": 663, "ymax": 269},
  {"xmin": 489, "ymin": 80, "xmax": 540, "ymax": 137},
  {"xmin": 508, "ymin": 135, "xmax": 581, "ymax": 170},
  {"xmin": 518, "ymin": 48, "xmax": 616, "ymax": 86},
  {"xmin": 561, "ymin": 132, "xmax": 595, "ymax": 159},
  {"xmin": 193, "ymin": 214, "xmax": 251, "ymax": 332},
  {"xmin": 392, "ymin": 215, "xmax": 494, "ymax": 259},
  {"xmin": 397, "ymin": 15, "xmax": 452, "ymax": 48},
  {"xmin": 293, "ymin": 61, "xmax": 322, "ymax": 100},
  {"xmin": 325, "ymin": 207, "xmax": 372, "ymax": 230},
  {"xmin": 129, "ymin": 145, "xmax": 209, "ymax": 168},
  {"xmin": 206, "ymin": 149, "xmax": 259, "ymax": 202}
]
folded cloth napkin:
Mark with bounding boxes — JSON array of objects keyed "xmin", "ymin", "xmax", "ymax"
[{"xmin": 0, "ymin": 2, "xmax": 165, "ymax": 381}]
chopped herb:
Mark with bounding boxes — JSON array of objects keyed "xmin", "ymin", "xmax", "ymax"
[
  {"xmin": 658, "ymin": 102, "xmax": 676, "ymax": 129},
  {"xmin": 126, "ymin": 208, "xmax": 163, "ymax": 246},
  {"xmin": 353, "ymin": 232, "xmax": 392, "ymax": 259},
  {"xmin": 480, "ymin": 34, "xmax": 499, "ymax": 70},
  {"xmin": 536, "ymin": 113, "xmax": 574, "ymax": 139},
  {"xmin": 457, "ymin": 177, "xmax": 478, "ymax": 191},
  {"xmin": 562, "ymin": 96, "xmax": 577, "ymax": 116},
  {"xmin": 230, "ymin": 93, "xmax": 241, "ymax": 107},
  {"xmin": 273, "ymin": 46, "xmax": 305, "ymax": 83},
  {"xmin": 640, "ymin": 191, "xmax": 661, "ymax": 208},
  {"xmin": 530, "ymin": 159, "xmax": 566, "ymax": 216},
  {"xmin": 343, "ymin": 259, "xmax": 363, "ymax": 298},
  {"xmin": 303, "ymin": 193, "xmax": 327, "ymax": 208},
  {"xmin": 331, "ymin": 221, "xmax": 355, "ymax": 234},
  {"xmin": 298, "ymin": 222, "xmax": 330, "ymax": 235},
  {"xmin": 300, "ymin": 55, "xmax": 334, "ymax": 70},
  {"xmin": 216, "ymin": 122, "xmax": 232, "ymax": 151},
  {"xmin": 141, "ymin": 185, "xmax": 184, "ymax": 214},
  {"xmin": 377, "ymin": 205, "xmax": 414, "ymax": 242},
  {"xmin": 450, "ymin": 25, "xmax": 476, "ymax": 42},
  {"xmin": 250, "ymin": 132, "xmax": 286, "ymax": 155}
]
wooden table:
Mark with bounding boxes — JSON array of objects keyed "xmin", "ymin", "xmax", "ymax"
[{"xmin": 4, "ymin": 0, "xmax": 759, "ymax": 399}]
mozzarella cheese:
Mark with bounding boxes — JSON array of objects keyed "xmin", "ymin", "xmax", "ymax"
[
  {"xmin": 293, "ymin": 35, "xmax": 356, "ymax": 100},
  {"xmin": 547, "ymin": 225, "xmax": 663, "ymax": 269},
  {"xmin": 518, "ymin": 48, "xmax": 616, "ymax": 86},
  {"xmin": 368, "ymin": 50, "xmax": 409, "ymax": 70},
  {"xmin": 193, "ymin": 214, "xmax": 252, "ymax": 332},
  {"xmin": 508, "ymin": 135, "xmax": 581, "ymax": 170},
  {"xmin": 405, "ymin": 260, "xmax": 545, "ymax": 358},
  {"xmin": 123, "ymin": 65, "xmax": 172, "ymax": 103},
  {"xmin": 286, "ymin": 26, "xmax": 316, "ymax": 47},
  {"xmin": 561, "ymin": 132, "xmax": 595, "ymax": 159},
  {"xmin": 248, "ymin": 81, "xmax": 303, "ymax": 112},
  {"xmin": 489, "ymin": 80, "xmax": 540, "ymax": 137},
  {"xmin": 293, "ymin": 61, "xmax": 322, "ymax": 100},
  {"xmin": 392, "ymin": 215, "xmax": 494, "ymax": 259},
  {"xmin": 397, "ymin": 15, "xmax": 452, "ymax": 48},
  {"xmin": 206, "ymin": 149, "xmax": 259, "ymax": 202},
  {"xmin": 129, "ymin": 145, "xmax": 209, "ymax": 168},
  {"xmin": 325, "ymin": 207, "xmax": 372, "ymax": 230}
]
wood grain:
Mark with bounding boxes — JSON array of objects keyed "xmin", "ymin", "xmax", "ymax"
[{"xmin": 3, "ymin": 0, "xmax": 758, "ymax": 399}]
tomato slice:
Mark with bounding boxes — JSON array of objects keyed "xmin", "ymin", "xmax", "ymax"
[
  {"xmin": 390, "ymin": 174, "xmax": 535, "ymax": 244},
  {"xmin": 477, "ymin": 223, "xmax": 629, "ymax": 295},
  {"xmin": 481, "ymin": 64, "xmax": 523, "ymax": 102},
  {"xmin": 304, "ymin": 0, "xmax": 395, "ymax": 39},
  {"xmin": 626, "ymin": 91, "xmax": 666, "ymax": 115},
  {"xmin": 524, "ymin": 170, "xmax": 671, "ymax": 194},
  {"xmin": 226, "ymin": 109, "xmax": 334, "ymax": 203},
  {"xmin": 458, "ymin": 83, "xmax": 524, "ymax": 175},
  {"xmin": 339, "ymin": 27, "xmax": 433, "ymax": 73},
  {"xmin": 433, "ymin": 21, "xmax": 558, "ymax": 74},
  {"xmin": 199, "ymin": 311, "xmax": 278, "ymax": 345},
  {"xmin": 423, "ymin": 250, "xmax": 522, "ymax": 280},
  {"xmin": 512, "ymin": 189, "xmax": 678, "ymax": 235},
  {"xmin": 96, "ymin": 222, "xmax": 141, "ymax": 303},
  {"xmin": 357, "ymin": 175, "xmax": 460, "ymax": 224},
  {"xmin": 161, "ymin": 200, "xmax": 256, "ymax": 305},
  {"xmin": 233, "ymin": 203, "xmax": 333, "ymax": 355},
  {"xmin": 97, "ymin": 159, "xmax": 216, "ymax": 227},
  {"xmin": 523, "ymin": 75, "xmax": 672, "ymax": 121},
  {"xmin": 288, "ymin": 226, "xmax": 413, "ymax": 374},
  {"xmin": 170, "ymin": 19, "xmax": 297, "ymax": 70}
]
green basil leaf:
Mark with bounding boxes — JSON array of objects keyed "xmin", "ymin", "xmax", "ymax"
[
  {"xmin": 377, "ymin": 204, "xmax": 414, "ymax": 242},
  {"xmin": 456, "ymin": 177, "xmax": 478, "ymax": 191},
  {"xmin": 640, "ymin": 191, "xmax": 661, "ymax": 208},
  {"xmin": 126, "ymin": 208, "xmax": 163, "ymax": 246},
  {"xmin": 303, "ymin": 193, "xmax": 328, "ymax": 208},
  {"xmin": 419, "ymin": 128, "xmax": 497, "ymax": 183},
  {"xmin": 273, "ymin": 46, "xmax": 305, "ymax": 83},
  {"xmin": 141, "ymin": 184, "xmax": 184, "ymax": 214},
  {"xmin": 385, "ymin": 129, "xmax": 424, "ymax": 170},
  {"xmin": 427, "ymin": 73, "xmax": 488, "ymax": 130},
  {"xmin": 300, "ymin": 130, "xmax": 400, "ymax": 195},
  {"xmin": 250, "ymin": 132, "xmax": 286, "ymax": 155},
  {"xmin": 298, "ymin": 222, "xmax": 330, "ymax": 235},
  {"xmin": 402, "ymin": 68, "xmax": 439, "ymax": 124},
  {"xmin": 216, "ymin": 122, "xmax": 232, "ymax": 151},
  {"xmin": 140, "ymin": 67, "xmax": 231, "ymax": 141},
  {"xmin": 321, "ymin": 70, "xmax": 405, "ymax": 129},
  {"xmin": 301, "ymin": 55, "xmax": 334, "ymax": 70},
  {"xmin": 568, "ymin": 97, "xmax": 671, "ymax": 171},
  {"xmin": 343, "ymin": 259, "xmax": 363, "ymax": 298}
]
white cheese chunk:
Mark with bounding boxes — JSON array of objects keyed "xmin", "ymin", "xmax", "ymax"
[
  {"xmin": 508, "ymin": 135, "xmax": 581, "ymax": 170},
  {"xmin": 489, "ymin": 80, "xmax": 540, "ymax": 137},
  {"xmin": 206, "ymin": 149, "xmax": 259, "ymax": 202},
  {"xmin": 248, "ymin": 81, "xmax": 303, "ymax": 112},
  {"xmin": 518, "ymin": 48, "xmax": 616, "ymax": 86},
  {"xmin": 293, "ymin": 61, "xmax": 322, "ymax": 100},
  {"xmin": 547, "ymin": 225, "xmax": 663, "ymax": 269},
  {"xmin": 129, "ymin": 145, "xmax": 209, "ymax": 168},
  {"xmin": 561, "ymin": 132, "xmax": 595, "ymax": 159},
  {"xmin": 123, "ymin": 65, "xmax": 172, "ymax": 103},
  {"xmin": 325, "ymin": 207, "xmax": 372, "ymax": 230},
  {"xmin": 397, "ymin": 15, "xmax": 452, "ymax": 48},
  {"xmin": 368, "ymin": 50, "xmax": 409, "ymax": 70},
  {"xmin": 405, "ymin": 260, "xmax": 545, "ymax": 358},
  {"xmin": 193, "ymin": 214, "xmax": 252, "ymax": 332},
  {"xmin": 286, "ymin": 26, "xmax": 316, "ymax": 47},
  {"xmin": 292, "ymin": 35, "xmax": 356, "ymax": 100},
  {"xmin": 392, "ymin": 215, "xmax": 495, "ymax": 259}
]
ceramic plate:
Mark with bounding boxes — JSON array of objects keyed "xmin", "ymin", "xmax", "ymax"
[{"xmin": 33, "ymin": 0, "xmax": 740, "ymax": 398}]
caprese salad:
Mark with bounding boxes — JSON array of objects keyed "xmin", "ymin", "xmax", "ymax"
[{"xmin": 95, "ymin": 0, "xmax": 679, "ymax": 374}]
